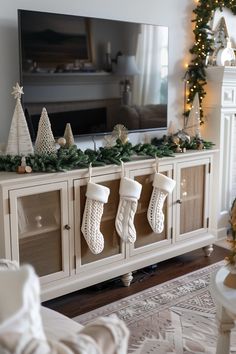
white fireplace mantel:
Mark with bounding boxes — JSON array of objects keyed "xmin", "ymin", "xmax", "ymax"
[
  {"xmin": 23, "ymin": 71, "xmax": 121, "ymax": 85},
  {"xmin": 202, "ymin": 66, "xmax": 236, "ymax": 239},
  {"xmin": 23, "ymin": 71, "xmax": 122, "ymax": 103},
  {"xmin": 206, "ymin": 66, "xmax": 236, "ymax": 84},
  {"xmin": 204, "ymin": 67, "xmax": 236, "ymax": 109}
]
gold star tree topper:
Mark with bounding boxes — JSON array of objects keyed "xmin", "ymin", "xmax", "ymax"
[{"xmin": 11, "ymin": 83, "xmax": 24, "ymax": 100}]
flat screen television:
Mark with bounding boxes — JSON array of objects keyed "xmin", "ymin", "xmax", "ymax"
[{"xmin": 18, "ymin": 9, "xmax": 168, "ymax": 140}]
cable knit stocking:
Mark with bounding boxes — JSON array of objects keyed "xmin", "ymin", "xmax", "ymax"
[
  {"xmin": 147, "ymin": 173, "xmax": 176, "ymax": 234},
  {"xmin": 115, "ymin": 177, "xmax": 142, "ymax": 243},
  {"xmin": 81, "ymin": 182, "xmax": 110, "ymax": 254}
]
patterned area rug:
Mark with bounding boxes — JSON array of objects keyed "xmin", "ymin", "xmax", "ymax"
[{"xmin": 74, "ymin": 262, "xmax": 236, "ymax": 354}]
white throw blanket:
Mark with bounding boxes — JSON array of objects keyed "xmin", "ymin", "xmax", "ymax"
[
  {"xmin": 0, "ymin": 316, "xmax": 129, "ymax": 354},
  {"xmin": 0, "ymin": 261, "xmax": 129, "ymax": 354}
]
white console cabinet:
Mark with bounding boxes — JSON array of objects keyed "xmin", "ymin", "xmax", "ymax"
[
  {"xmin": 203, "ymin": 66, "xmax": 236, "ymax": 239},
  {"xmin": 0, "ymin": 150, "xmax": 216, "ymax": 301}
]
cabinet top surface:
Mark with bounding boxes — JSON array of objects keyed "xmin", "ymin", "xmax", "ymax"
[{"xmin": 0, "ymin": 149, "xmax": 217, "ymax": 186}]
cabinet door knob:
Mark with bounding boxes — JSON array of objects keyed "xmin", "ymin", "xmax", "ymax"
[
  {"xmin": 176, "ymin": 199, "xmax": 182, "ymax": 204},
  {"xmin": 64, "ymin": 224, "xmax": 71, "ymax": 230}
]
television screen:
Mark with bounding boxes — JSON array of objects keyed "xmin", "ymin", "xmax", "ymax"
[{"xmin": 18, "ymin": 9, "xmax": 168, "ymax": 139}]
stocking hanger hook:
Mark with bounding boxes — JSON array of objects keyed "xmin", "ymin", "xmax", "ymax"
[
  {"xmin": 89, "ymin": 162, "xmax": 92, "ymax": 182},
  {"xmin": 121, "ymin": 160, "xmax": 125, "ymax": 177},
  {"xmin": 154, "ymin": 156, "xmax": 159, "ymax": 174}
]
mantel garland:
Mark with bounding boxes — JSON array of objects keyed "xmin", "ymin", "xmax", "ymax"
[
  {"xmin": 0, "ymin": 140, "xmax": 174, "ymax": 173},
  {"xmin": 0, "ymin": 137, "xmax": 215, "ymax": 173},
  {"xmin": 185, "ymin": 0, "xmax": 236, "ymax": 124}
]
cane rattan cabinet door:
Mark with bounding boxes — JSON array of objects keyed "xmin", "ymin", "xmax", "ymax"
[
  {"xmin": 175, "ymin": 158, "xmax": 210, "ymax": 241},
  {"xmin": 9, "ymin": 182, "xmax": 70, "ymax": 284}
]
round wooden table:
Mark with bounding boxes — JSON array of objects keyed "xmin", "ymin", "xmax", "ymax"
[{"xmin": 211, "ymin": 266, "xmax": 236, "ymax": 354}]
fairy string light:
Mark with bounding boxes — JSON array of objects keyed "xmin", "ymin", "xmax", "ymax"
[{"xmin": 185, "ymin": 0, "xmax": 236, "ymax": 124}]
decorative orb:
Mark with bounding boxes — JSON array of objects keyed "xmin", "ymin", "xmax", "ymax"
[
  {"xmin": 25, "ymin": 166, "xmax": 32, "ymax": 173},
  {"xmin": 172, "ymin": 136, "xmax": 180, "ymax": 145},
  {"xmin": 197, "ymin": 142, "xmax": 204, "ymax": 150},
  {"xmin": 57, "ymin": 137, "xmax": 66, "ymax": 147},
  {"xmin": 175, "ymin": 145, "xmax": 182, "ymax": 153}
]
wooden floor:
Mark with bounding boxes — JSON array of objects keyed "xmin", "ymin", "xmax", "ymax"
[{"xmin": 43, "ymin": 245, "xmax": 228, "ymax": 318}]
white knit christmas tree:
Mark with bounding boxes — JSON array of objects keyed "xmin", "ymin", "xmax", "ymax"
[
  {"xmin": 63, "ymin": 123, "xmax": 75, "ymax": 148},
  {"xmin": 34, "ymin": 108, "xmax": 57, "ymax": 155},
  {"xmin": 185, "ymin": 93, "xmax": 201, "ymax": 138},
  {"xmin": 5, "ymin": 83, "xmax": 34, "ymax": 156}
]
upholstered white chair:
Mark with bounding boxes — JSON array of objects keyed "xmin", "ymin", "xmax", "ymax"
[{"xmin": 0, "ymin": 259, "xmax": 129, "ymax": 354}]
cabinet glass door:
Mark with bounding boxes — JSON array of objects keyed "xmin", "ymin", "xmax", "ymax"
[
  {"xmin": 9, "ymin": 182, "xmax": 70, "ymax": 283},
  {"xmin": 74, "ymin": 173, "xmax": 124, "ymax": 271},
  {"xmin": 176, "ymin": 160, "xmax": 209, "ymax": 241},
  {"xmin": 129, "ymin": 165, "xmax": 173, "ymax": 256}
]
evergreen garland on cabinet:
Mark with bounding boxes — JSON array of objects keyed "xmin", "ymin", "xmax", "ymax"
[{"xmin": 0, "ymin": 140, "xmax": 174, "ymax": 173}]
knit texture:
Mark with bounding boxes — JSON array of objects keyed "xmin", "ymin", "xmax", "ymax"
[
  {"xmin": 81, "ymin": 198, "xmax": 105, "ymax": 254},
  {"xmin": 115, "ymin": 177, "xmax": 142, "ymax": 244},
  {"xmin": 147, "ymin": 188, "xmax": 166, "ymax": 234},
  {"xmin": 115, "ymin": 198, "xmax": 138, "ymax": 243},
  {"xmin": 34, "ymin": 108, "xmax": 56, "ymax": 155}
]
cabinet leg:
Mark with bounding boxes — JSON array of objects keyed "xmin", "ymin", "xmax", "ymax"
[
  {"xmin": 202, "ymin": 244, "xmax": 214, "ymax": 257},
  {"xmin": 121, "ymin": 272, "xmax": 133, "ymax": 287}
]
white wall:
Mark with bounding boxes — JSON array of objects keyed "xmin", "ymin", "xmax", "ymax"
[{"xmin": 0, "ymin": 0, "xmax": 195, "ymax": 148}]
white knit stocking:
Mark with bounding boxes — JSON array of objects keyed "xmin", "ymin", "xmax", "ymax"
[
  {"xmin": 81, "ymin": 182, "xmax": 110, "ymax": 254},
  {"xmin": 147, "ymin": 173, "xmax": 176, "ymax": 234},
  {"xmin": 115, "ymin": 177, "xmax": 142, "ymax": 243}
]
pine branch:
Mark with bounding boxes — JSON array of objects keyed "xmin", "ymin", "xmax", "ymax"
[
  {"xmin": 184, "ymin": 0, "xmax": 236, "ymax": 123},
  {"xmin": 0, "ymin": 136, "xmax": 214, "ymax": 173}
]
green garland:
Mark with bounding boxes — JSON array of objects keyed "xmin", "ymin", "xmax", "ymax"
[
  {"xmin": 0, "ymin": 136, "xmax": 216, "ymax": 173},
  {"xmin": 185, "ymin": 0, "xmax": 236, "ymax": 123},
  {"xmin": 152, "ymin": 135, "xmax": 214, "ymax": 151},
  {"xmin": 0, "ymin": 139, "xmax": 174, "ymax": 173}
]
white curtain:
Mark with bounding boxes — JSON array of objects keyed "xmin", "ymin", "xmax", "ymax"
[{"xmin": 133, "ymin": 24, "xmax": 168, "ymax": 106}]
